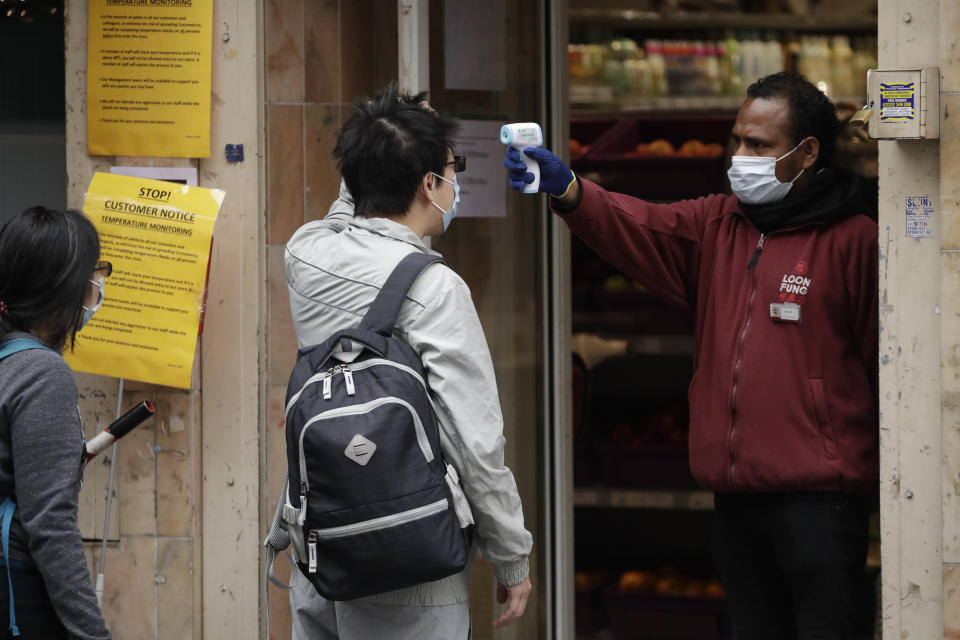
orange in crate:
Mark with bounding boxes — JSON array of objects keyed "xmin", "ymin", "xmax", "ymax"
[
  {"xmin": 677, "ymin": 139, "xmax": 706, "ymax": 156},
  {"xmin": 646, "ymin": 139, "xmax": 676, "ymax": 156},
  {"xmin": 618, "ymin": 570, "xmax": 657, "ymax": 592}
]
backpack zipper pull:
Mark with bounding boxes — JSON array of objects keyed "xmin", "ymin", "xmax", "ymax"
[
  {"xmin": 746, "ymin": 233, "xmax": 766, "ymax": 270},
  {"xmin": 343, "ymin": 367, "xmax": 356, "ymax": 396},
  {"xmin": 307, "ymin": 531, "xmax": 318, "ymax": 573},
  {"xmin": 322, "ymin": 374, "xmax": 332, "ymax": 400},
  {"xmin": 298, "ymin": 482, "xmax": 308, "ymax": 526}
]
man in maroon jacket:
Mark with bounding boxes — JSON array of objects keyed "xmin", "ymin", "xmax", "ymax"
[{"xmin": 505, "ymin": 71, "xmax": 877, "ymax": 639}]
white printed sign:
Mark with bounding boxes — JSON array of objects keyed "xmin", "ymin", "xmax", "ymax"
[
  {"xmin": 453, "ymin": 119, "xmax": 506, "ymax": 218},
  {"xmin": 905, "ymin": 196, "xmax": 934, "ymax": 239}
]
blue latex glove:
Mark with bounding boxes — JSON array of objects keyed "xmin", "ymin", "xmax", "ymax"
[{"xmin": 503, "ymin": 146, "xmax": 575, "ymax": 197}]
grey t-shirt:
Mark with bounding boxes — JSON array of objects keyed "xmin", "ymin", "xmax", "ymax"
[{"xmin": 0, "ymin": 333, "xmax": 110, "ymax": 639}]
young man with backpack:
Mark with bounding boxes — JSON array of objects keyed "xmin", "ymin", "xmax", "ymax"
[{"xmin": 273, "ymin": 87, "xmax": 533, "ymax": 639}]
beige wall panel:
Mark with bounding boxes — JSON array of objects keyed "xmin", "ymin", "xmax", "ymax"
[
  {"xmin": 947, "ymin": 564, "xmax": 960, "ymax": 638},
  {"xmin": 303, "ymin": 104, "xmax": 343, "ymax": 223},
  {"xmin": 304, "ymin": 0, "xmax": 341, "ymax": 104},
  {"xmin": 941, "ymin": 0, "xmax": 960, "ymax": 93},
  {"xmin": 200, "ymin": 0, "xmax": 264, "ymax": 636},
  {"xmin": 66, "ymin": 1, "xmax": 257, "ymax": 638},
  {"xmin": 157, "ymin": 538, "xmax": 195, "ymax": 640},
  {"xmin": 878, "ymin": 138, "xmax": 944, "ymax": 638},
  {"xmin": 265, "ymin": 0, "xmax": 305, "ymax": 103},
  {"xmin": 470, "ymin": 559, "xmax": 495, "ymax": 638},
  {"xmin": 878, "ymin": 0, "xmax": 943, "ymax": 636},
  {"xmin": 266, "ymin": 552, "xmax": 294, "ymax": 640},
  {"xmin": 116, "ymin": 414, "xmax": 158, "ymax": 537},
  {"xmin": 340, "ymin": 0, "xmax": 379, "ymax": 100},
  {"xmin": 267, "ymin": 104, "xmax": 305, "ymax": 244},
  {"xmin": 64, "ymin": 0, "xmax": 112, "ymax": 209},
  {"xmin": 76, "ymin": 371, "xmax": 123, "ymax": 540},
  {"xmin": 264, "ymin": 385, "xmax": 288, "ymax": 525},
  {"xmin": 939, "ymin": 93, "xmax": 960, "ymax": 252},
  {"xmin": 99, "ymin": 536, "xmax": 157, "ymax": 640},
  {"xmin": 944, "ymin": 404, "xmax": 960, "ymax": 562},
  {"xmin": 263, "ymin": 385, "xmax": 292, "ymax": 636},
  {"xmin": 269, "ymin": 244, "xmax": 298, "ymax": 381},
  {"xmin": 155, "ymin": 391, "xmax": 196, "ymax": 538},
  {"xmin": 943, "ymin": 3, "xmax": 960, "ymax": 635},
  {"xmin": 193, "ymin": 526, "xmax": 203, "ymax": 640}
]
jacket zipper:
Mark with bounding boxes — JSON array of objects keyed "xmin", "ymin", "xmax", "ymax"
[
  {"xmin": 309, "ymin": 498, "xmax": 448, "ymax": 541},
  {"xmin": 297, "ymin": 396, "xmax": 435, "ymax": 492},
  {"xmin": 729, "ymin": 233, "xmax": 765, "ymax": 486}
]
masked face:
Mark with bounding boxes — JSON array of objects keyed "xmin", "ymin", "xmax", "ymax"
[
  {"xmin": 429, "ymin": 173, "xmax": 460, "ymax": 231},
  {"xmin": 80, "ymin": 276, "xmax": 104, "ymax": 330},
  {"xmin": 727, "ymin": 139, "xmax": 806, "ymax": 205}
]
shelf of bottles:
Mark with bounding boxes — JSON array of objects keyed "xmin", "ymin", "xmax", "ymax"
[
  {"xmin": 569, "ymin": 10, "xmax": 877, "ymax": 113},
  {"xmin": 570, "ymin": 8, "xmax": 877, "ymax": 33}
]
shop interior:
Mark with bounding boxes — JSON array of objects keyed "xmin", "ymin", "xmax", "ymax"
[
  {"xmin": 565, "ymin": 1, "xmax": 879, "ymax": 638},
  {"xmin": 0, "ymin": 1, "xmax": 66, "ymax": 224}
]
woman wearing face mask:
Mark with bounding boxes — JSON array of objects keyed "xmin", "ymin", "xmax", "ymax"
[
  {"xmin": 505, "ymin": 71, "xmax": 877, "ymax": 640},
  {"xmin": 0, "ymin": 206, "xmax": 111, "ymax": 640}
]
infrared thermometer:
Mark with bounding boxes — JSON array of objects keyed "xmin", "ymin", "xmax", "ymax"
[{"xmin": 500, "ymin": 123, "xmax": 544, "ymax": 194}]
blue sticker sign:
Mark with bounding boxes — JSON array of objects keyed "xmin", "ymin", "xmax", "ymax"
[{"xmin": 880, "ymin": 83, "xmax": 915, "ymax": 122}]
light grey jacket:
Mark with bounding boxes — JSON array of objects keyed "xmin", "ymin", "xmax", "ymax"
[{"xmin": 283, "ymin": 183, "xmax": 533, "ymax": 606}]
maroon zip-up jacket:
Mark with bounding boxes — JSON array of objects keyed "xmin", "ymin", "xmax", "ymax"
[{"xmin": 557, "ymin": 178, "xmax": 878, "ymax": 493}]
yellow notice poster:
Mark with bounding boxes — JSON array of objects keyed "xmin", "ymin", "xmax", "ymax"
[
  {"xmin": 86, "ymin": 0, "xmax": 213, "ymax": 157},
  {"xmin": 65, "ymin": 173, "xmax": 224, "ymax": 388}
]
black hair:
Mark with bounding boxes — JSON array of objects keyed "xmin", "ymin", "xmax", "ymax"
[
  {"xmin": 333, "ymin": 84, "xmax": 459, "ymax": 217},
  {"xmin": 746, "ymin": 71, "xmax": 838, "ymax": 168},
  {"xmin": 0, "ymin": 206, "xmax": 101, "ymax": 352}
]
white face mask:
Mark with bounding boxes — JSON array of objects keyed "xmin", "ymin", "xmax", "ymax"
[
  {"xmin": 727, "ymin": 140, "xmax": 806, "ymax": 205},
  {"xmin": 80, "ymin": 277, "xmax": 104, "ymax": 330},
  {"xmin": 429, "ymin": 173, "xmax": 460, "ymax": 232}
]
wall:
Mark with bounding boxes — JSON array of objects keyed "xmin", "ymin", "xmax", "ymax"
[
  {"xmin": 940, "ymin": 0, "xmax": 960, "ymax": 636},
  {"xmin": 877, "ymin": 0, "xmax": 960, "ymax": 638},
  {"xmin": 64, "ymin": 1, "xmax": 264, "ymax": 638},
  {"xmin": 260, "ymin": 1, "xmax": 398, "ymax": 637}
]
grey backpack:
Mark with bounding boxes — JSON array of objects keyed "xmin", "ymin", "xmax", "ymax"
[{"xmin": 272, "ymin": 252, "xmax": 474, "ymax": 601}]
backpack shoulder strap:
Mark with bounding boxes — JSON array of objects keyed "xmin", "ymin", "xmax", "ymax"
[
  {"xmin": 0, "ymin": 339, "xmax": 52, "ymax": 361},
  {"xmin": 0, "ymin": 497, "xmax": 18, "ymax": 635},
  {"xmin": 0, "ymin": 339, "xmax": 49, "ymax": 636},
  {"xmin": 358, "ymin": 252, "xmax": 446, "ymax": 337}
]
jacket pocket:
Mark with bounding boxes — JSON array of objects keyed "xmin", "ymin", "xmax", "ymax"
[{"xmin": 809, "ymin": 378, "xmax": 837, "ymax": 460}]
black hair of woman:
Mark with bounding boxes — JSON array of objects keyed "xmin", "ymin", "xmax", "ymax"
[{"xmin": 0, "ymin": 206, "xmax": 100, "ymax": 352}]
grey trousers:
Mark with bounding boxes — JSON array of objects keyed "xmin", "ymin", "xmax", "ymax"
[{"xmin": 290, "ymin": 573, "xmax": 471, "ymax": 640}]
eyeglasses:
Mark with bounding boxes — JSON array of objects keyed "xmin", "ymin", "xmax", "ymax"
[
  {"xmin": 94, "ymin": 261, "xmax": 113, "ymax": 277},
  {"xmin": 445, "ymin": 155, "xmax": 466, "ymax": 173}
]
